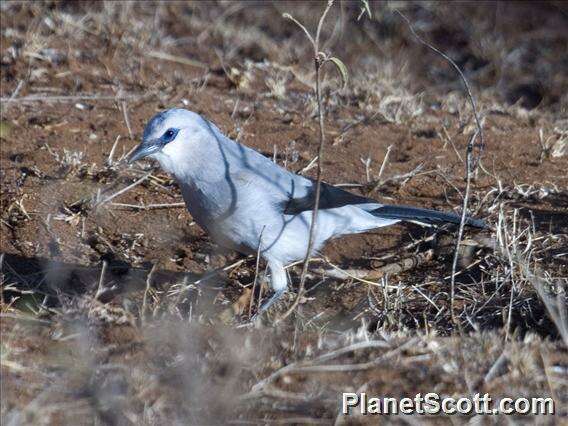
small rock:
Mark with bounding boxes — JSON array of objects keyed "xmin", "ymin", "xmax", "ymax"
[
  {"xmin": 75, "ymin": 103, "xmax": 93, "ymax": 111},
  {"xmin": 236, "ymin": 105, "xmax": 252, "ymax": 119},
  {"xmin": 412, "ymin": 128, "xmax": 437, "ymax": 139},
  {"xmin": 39, "ymin": 48, "xmax": 67, "ymax": 65}
]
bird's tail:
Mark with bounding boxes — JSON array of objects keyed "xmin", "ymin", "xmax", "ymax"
[{"xmin": 371, "ymin": 204, "xmax": 486, "ymax": 228}]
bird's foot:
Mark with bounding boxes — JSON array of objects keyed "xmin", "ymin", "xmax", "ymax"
[{"xmin": 245, "ymin": 288, "xmax": 286, "ymax": 323}]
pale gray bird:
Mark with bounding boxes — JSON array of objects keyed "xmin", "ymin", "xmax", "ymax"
[{"xmin": 128, "ymin": 108, "xmax": 484, "ymax": 314}]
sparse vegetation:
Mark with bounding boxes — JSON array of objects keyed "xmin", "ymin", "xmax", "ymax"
[{"xmin": 1, "ymin": 1, "xmax": 567, "ymax": 424}]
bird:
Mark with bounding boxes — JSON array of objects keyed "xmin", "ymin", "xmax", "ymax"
[{"xmin": 128, "ymin": 108, "xmax": 485, "ymax": 316}]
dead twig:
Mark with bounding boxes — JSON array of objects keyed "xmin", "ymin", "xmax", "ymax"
[
  {"xmin": 94, "ymin": 260, "xmax": 108, "ymax": 301},
  {"xmin": 145, "ymin": 50, "xmax": 208, "ymax": 69},
  {"xmin": 121, "ymin": 101, "xmax": 134, "ymax": 140},
  {"xmin": 450, "ymin": 129, "xmax": 480, "ymax": 322},
  {"xmin": 251, "ymin": 339, "xmax": 390, "ymax": 392},
  {"xmin": 483, "ymin": 351, "xmax": 508, "ymax": 384},
  {"xmin": 368, "ymin": 163, "xmax": 426, "ymax": 193},
  {"xmin": 319, "ymin": 249, "xmax": 434, "ymax": 285},
  {"xmin": 0, "ymin": 313, "xmax": 52, "ymax": 326},
  {"xmin": 333, "ymin": 110, "xmax": 387, "ymax": 145},
  {"xmin": 377, "ymin": 144, "xmax": 393, "ymax": 181},
  {"xmin": 141, "ymin": 263, "xmax": 158, "ymax": 324},
  {"xmin": 109, "ymin": 202, "xmax": 186, "ymax": 210},
  {"xmin": 5, "ymin": 80, "xmax": 25, "ymax": 106},
  {"xmin": 0, "ymin": 94, "xmax": 141, "ymax": 103},
  {"xmin": 276, "ymin": 0, "xmax": 339, "ymax": 323},
  {"xmin": 249, "ymin": 226, "xmax": 265, "ymax": 319},
  {"xmin": 94, "ymin": 172, "xmax": 152, "ymax": 207},
  {"xmin": 107, "ymin": 135, "xmax": 121, "ymax": 166},
  {"xmin": 396, "ymin": 11, "xmax": 485, "ymax": 324}
]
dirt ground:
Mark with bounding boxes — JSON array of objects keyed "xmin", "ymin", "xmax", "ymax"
[{"xmin": 1, "ymin": 1, "xmax": 567, "ymax": 425}]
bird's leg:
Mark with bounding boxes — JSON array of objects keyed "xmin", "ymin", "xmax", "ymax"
[
  {"xmin": 250, "ymin": 261, "xmax": 287, "ymax": 320},
  {"xmin": 257, "ymin": 288, "xmax": 286, "ymax": 314}
]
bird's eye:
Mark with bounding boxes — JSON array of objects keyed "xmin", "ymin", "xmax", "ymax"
[{"xmin": 162, "ymin": 128, "xmax": 178, "ymax": 142}]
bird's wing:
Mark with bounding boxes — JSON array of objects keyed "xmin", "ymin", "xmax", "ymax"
[
  {"xmin": 223, "ymin": 137, "xmax": 377, "ymax": 214},
  {"xmin": 226, "ymin": 142, "xmax": 376, "ymax": 215},
  {"xmin": 278, "ymin": 179, "xmax": 377, "ymax": 215},
  {"xmin": 220, "ymin": 129, "xmax": 485, "ymax": 228}
]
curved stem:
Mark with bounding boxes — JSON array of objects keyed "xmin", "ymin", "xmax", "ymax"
[
  {"xmin": 315, "ymin": 0, "xmax": 335, "ymax": 55},
  {"xmin": 276, "ymin": 1, "xmax": 335, "ymax": 323}
]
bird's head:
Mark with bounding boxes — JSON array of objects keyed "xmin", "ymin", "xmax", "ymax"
[{"xmin": 128, "ymin": 108, "xmax": 204, "ymax": 173}]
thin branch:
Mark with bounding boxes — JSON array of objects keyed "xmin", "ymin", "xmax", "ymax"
[
  {"xmin": 94, "ymin": 172, "xmax": 151, "ymax": 207},
  {"xmin": 276, "ymin": 0, "xmax": 336, "ymax": 323},
  {"xmin": 396, "ymin": 11, "xmax": 485, "ymax": 325},
  {"xmin": 251, "ymin": 340, "xmax": 389, "ymax": 392},
  {"xmin": 145, "ymin": 50, "xmax": 208, "ymax": 69},
  {"xmin": 3, "ymin": 57, "xmax": 31, "ymax": 111},
  {"xmin": 141, "ymin": 263, "xmax": 157, "ymax": 325},
  {"xmin": 483, "ymin": 351, "xmax": 508, "ymax": 384},
  {"xmin": 369, "ymin": 163, "xmax": 425, "ymax": 193},
  {"xmin": 297, "ymin": 155, "xmax": 319, "ymax": 175},
  {"xmin": 249, "ymin": 227, "xmax": 265, "ymax": 319},
  {"xmin": 321, "ymin": 249, "xmax": 433, "ymax": 288},
  {"xmin": 282, "ymin": 14, "xmax": 315, "ymax": 47},
  {"xmin": 315, "ymin": 1, "xmax": 336, "ymax": 54},
  {"xmin": 107, "ymin": 135, "xmax": 121, "ymax": 166},
  {"xmin": 333, "ymin": 110, "xmax": 385, "ymax": 145},
  {"xmin": 0, "ymin": 94, "xmax": 141, "ymax": 103},
  {"xmin": 377, "ymin": 144, "xmax": 393, "ymax": 181},
  {"xmin": 396, "ymin": 11, "xmax": 484, "ymax": 167},
  {"xmin": 5, "ymin": 80, "xmax": 25, "ymax": 106},
  {"xmin": 121, "ymin": 101, "xmax": 134, "ymax": 139},
  {"xmin": 0, "ymin": 313, "xmax": 52, "ymax": 326},
  {"xmin": 94, "ymin": 260, "xmax": 108, "ymax": 300},
  {"xmin": 109, "ymin": 202, "xmax": 186, "ymax": 210}
]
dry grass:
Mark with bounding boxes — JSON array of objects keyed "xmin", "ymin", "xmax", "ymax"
[{"xmin": 1, "ymin": 1, "xmax": 567, "ymax": 424}]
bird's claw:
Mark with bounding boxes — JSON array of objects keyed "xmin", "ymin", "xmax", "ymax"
[{"xmin": 244, "ymin": 288, "xmax": 286, "ymax": 323}]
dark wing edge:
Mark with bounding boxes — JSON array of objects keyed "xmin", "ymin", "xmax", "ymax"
[
  {"xmin": 371, "ymin": 205, "xmax": 486, "ymax": 228},
  {"xmin": 277, "ymin": 179, "xmax": 486, "ymax": 228},
  {"xmin": 279, "ymin": 180, "xmax": 376, "ymax": 215}
]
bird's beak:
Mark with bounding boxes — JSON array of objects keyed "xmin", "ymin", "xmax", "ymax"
[{"xmin": 127, "ymin": 140, "xmax": 161, "ymax": 164}]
